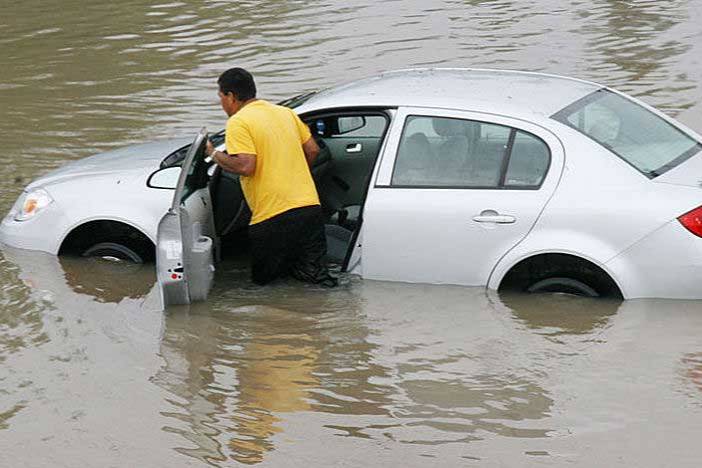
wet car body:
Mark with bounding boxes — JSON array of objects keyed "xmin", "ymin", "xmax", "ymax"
[{"xmin": 2, "ymin": 68, "xmax": 702, "ymax": 303}]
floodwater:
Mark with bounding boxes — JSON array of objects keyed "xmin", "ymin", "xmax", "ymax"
[{"xmin": 1, "ymin": 1, "xmax": 702, "ymax": 466}]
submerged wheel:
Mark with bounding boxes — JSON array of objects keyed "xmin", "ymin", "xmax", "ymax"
[
  {"xmin": 82, "ymin": 242, "xmax": 144, "ymax": 263},
  {"xmin": 498, "ymin": 254, "xmax": 623, "ymax": 299},
  {"xmin": 526, "ymin": 277, "xmax": 599, "ymax": 297}
]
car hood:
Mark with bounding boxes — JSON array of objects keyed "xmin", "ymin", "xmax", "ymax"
[{"xmin": 27, "ymin": 138, "xmax": 192, "ymax": 190}]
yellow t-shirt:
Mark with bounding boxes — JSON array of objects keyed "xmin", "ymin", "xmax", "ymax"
[{"xmin": 225, "ymin": 100, "xmax": 320, "ymax": 225}]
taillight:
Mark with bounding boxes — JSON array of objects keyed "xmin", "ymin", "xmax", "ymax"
[{"xmin": 679, "ymin": 206, "xmax": 702, "ymax": 237}]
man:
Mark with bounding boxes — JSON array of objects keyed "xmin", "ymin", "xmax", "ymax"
[{"xmin": 206, "ymin": 67, "xmax": 337, "ymax": 287}]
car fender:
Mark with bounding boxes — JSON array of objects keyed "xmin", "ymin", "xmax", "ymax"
[
  {"xmin": 487, "ymin": 229, "xmax": 629, "ymax": 297},
  {"xmin": 56, "ymin": 214, "xmax": 158, "ymax": 255},
  {"xmin": 45, "ymin": 172, "xmax": 173, "ymax": 253}
]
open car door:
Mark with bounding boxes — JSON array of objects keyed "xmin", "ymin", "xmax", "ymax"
[{"xmin": 156, "ymin": 128, "xmax": 218, "ymax": 307}]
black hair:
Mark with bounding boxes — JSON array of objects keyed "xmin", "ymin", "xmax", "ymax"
[{"xmin": 218, "ymin": 67, "xmax": 257, "ymax": 101}]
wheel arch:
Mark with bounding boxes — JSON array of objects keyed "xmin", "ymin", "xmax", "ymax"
[
  {"xmin": 58, "ymin": 217, "xmax": 155, "ymax": 260},
  {"xmin": 490, "ymin": 250, "xmax": 625, "ymax": 299}
]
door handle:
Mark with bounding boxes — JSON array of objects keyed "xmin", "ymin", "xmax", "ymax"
[
  {"xmin": 472, "ymin": 210, "xmax": 516, "ymax": 224},
  {"xmin": 346, "ymin": 143, "xmax": 362, "ymax": 153}
]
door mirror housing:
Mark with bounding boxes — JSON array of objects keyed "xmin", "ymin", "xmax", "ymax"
[{"xmin": 147, "ymin": 166, "xmax": 181, "ymax": 189}]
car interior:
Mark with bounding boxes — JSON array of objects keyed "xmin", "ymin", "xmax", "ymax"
[{"xmin": 209, "ymin": 110, "xmax": 391, "ymax": 268}]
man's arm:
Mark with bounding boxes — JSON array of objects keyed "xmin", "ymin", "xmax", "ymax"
[
  {"xmin": 302, "ymin": 136, "xmax": 320, "ymax": 168},
  {"xmin": 214, "ymin": 151, "xmax": 256, "ymax": 176},
  {"xmin": 208, "ymin": 142, "xmax": 256, "ymax": 176}
]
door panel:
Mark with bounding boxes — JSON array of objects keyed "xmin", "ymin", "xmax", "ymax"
[
  {"xmin": 306, "ymin": 114, "xmax": 389, "ymax": 209},
  {"xmin": 157, "ymin": 128, "xmax": 217, "ymax": 307},
  {"xmin": 323, "ymin": 137, "xmax": 381, "ymax": 206},
  {"xmin": 362, "ymin": 107, "xmax": 564, "ymax": 286}
]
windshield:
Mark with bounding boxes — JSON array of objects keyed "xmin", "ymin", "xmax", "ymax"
[{"xmin": 552, "ymin": 89, "xmax": 702, "ymax": 178}]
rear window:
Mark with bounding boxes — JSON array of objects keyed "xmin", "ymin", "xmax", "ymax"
[{"xmin": 552, "ymin": 89, "xmax": 702, "ymax": 178}]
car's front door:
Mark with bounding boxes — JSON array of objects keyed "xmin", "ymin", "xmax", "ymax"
[
  {"xmin": 361, "ymin": 107, "xmax": 564, "ymax": 286},
  {"xmin": 156, "ymin": 128, "xmax": 218, "ymax": 306},
  {"xmin": 312, "ymin": 114, "xmax": 389, "ymax": 207}
]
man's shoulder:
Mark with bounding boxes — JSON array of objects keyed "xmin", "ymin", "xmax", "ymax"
[
  {"xmin": 226, "ymin": 113, "xmax": 245, "ymax": 130},
  {"xmin": 257, "ymin": 100, "xmax": 293, "ymax": 117},
  {"xmin": 234, "ymin": 100, "xmax": 278, "ymax": 121}
]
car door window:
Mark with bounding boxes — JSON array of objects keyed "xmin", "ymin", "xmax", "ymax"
[
  {"xmin": 332, "ymin": 116, "xmax": 387, "ymax": 138},
  {"xmin": 504, "ymin": 131, "xmax": 551, "ymax": 187},
  {"xmin": 391, "ymin": 116, "xmax": 510, "ymax": 188},
  {"xmin": 181, "ymin": 140, "xmax": 209, "ymax": 202}
]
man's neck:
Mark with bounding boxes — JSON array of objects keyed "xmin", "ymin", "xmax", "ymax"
[
  {"xmin": 229, "ymin": 98, "xmax": 258, "ymax": 117},
  {"xmin": 239, "ymin": 98, "xmax": 258, "ymax": 110}
]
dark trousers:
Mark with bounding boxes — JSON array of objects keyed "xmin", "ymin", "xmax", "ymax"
[{"xmin": 248, "ymin": 205, "xmax": 337, "ymax": 286}]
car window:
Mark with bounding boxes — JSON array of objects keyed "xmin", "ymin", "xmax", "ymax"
[
  {"xmin": 391, "ymin": 116, "xmax": 511, "ymax": 188},
  {"xmin": 180, "ymin": 134, "xmax": 209, "ymax": 203},
  {"xmin": 504, "ymin": 131, "xmax": 550, "ymax": 187},
  {"xmin": 553, "ymin": 89, "xmax": 702, "ymax": 177},
  {"xmin": 332, "ymin": 115, "xmax": 387, "ymax": 138},
  {"xmin": 161, "ymin": 131, "xmax": 225, "ymax": 169}
]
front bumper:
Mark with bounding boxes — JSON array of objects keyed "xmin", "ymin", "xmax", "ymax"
[{"xmin": 0, "ymin": 203, "xmax": 64, "ymax": 254}]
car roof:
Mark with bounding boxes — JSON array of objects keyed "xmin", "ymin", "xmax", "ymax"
[{"xmin": 298, "ymin": 68, "xmax": 603, "ymax": 121}]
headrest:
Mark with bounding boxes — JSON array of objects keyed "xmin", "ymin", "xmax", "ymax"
[
  {"xmin": 406, "ymin": 132, "xmax": 430, "ymax": 146},
  {"xmin": 432, "ymin": 117, "xmax": 467, "ymax": 137}
]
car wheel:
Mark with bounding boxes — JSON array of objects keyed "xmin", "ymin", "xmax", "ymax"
[
  {"xmin": 81, "ymin": 242, "xmax": 144, "ymax": 263},
  {"xmin": 526, "ymin": 277, "xmax": 599, "ymax": 297}
]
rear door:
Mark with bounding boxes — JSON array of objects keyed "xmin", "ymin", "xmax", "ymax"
[
  {"xmin": 360, "ymin": 107, "xmax": 564, "ymax": 286},
  {"xmin": 156, "ymin": 128, "xmax": 218, "ymax": 306}
]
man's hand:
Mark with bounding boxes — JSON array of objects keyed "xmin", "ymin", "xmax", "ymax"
[
  {"xmin": 302, "ymin": 137, "xmax": 320, "ymax": 167},
  {"xmin": 205, "ymin": 139, "xmax": 215, "ymax": 158}
]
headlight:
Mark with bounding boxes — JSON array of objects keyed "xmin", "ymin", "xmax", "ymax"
[{"xmin": 14, "ymin": 189, "xmax": 54, "ymax": 222}]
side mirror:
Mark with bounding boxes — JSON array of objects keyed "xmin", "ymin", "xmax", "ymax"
[
  {"xmin": 147, "ymin": 166, "xmax": 181, "ymax": 189},
  {"xmin": 337, "ymin": 116, "xmax": 366, "ymax": 135}
]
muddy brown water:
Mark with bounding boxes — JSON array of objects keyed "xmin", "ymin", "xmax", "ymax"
[{"xmin": 2, "ymin": 1, "xmax": 702, "ymax": 466}]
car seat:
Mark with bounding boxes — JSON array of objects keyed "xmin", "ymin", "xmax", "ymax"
[
  {"xmin": 432, "ymin": 118, "xmax": 478, "ymax": 184},
  {"xmin": 393, "ymin": 132, "xmax": 436, "ymax": 185}
]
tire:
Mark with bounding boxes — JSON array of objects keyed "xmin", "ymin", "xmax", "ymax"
[
  {"xmin": 81, "ymin": 242, "xmax": 144, "ymax": 263},
  {"xmin": 526, "ymin": 277, "xmax": 599, "ymax": 297}
]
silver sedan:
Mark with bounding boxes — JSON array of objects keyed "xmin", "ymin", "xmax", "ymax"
[{"xmin": 2, "ymin": 68, "xmax": 702, "ymax": 304}]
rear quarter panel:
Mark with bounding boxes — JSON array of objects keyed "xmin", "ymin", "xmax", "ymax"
[{"xmin": 488, "ymin": 124, "xmax": 702, "ymax": 298}]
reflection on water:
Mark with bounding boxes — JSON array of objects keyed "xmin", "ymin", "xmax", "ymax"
[
  {"xmin": 498, "ymin": 292, "xmax": 619, "ymax": 339},
  {"xmin": 681, "ymin": 352, "xmax": 702, "ymax": 397},
  {"xmin": 2, "ymin": 250, "xmax": 702, "ymax": 466},
  {"xmin": 2, "ymin": 0, "xmax": 702, "ymax": 466},
  {"xmin": 148, "ymin": 269, "xmax": 561, "ymax": 463},
  {"xmin": 0, "ymin": 250, "xmax": 50, "ymax": 362},
  {"xmin": 152, "ymin": 270, "xmax": 395, "ymax": 464},
  {"xmin": 59, "ymin": 256, "xmax": 155, "ymax": 304},
  {"xmin": 397, "ymin": 373, "xmax": 552, "ymax": 443}
]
